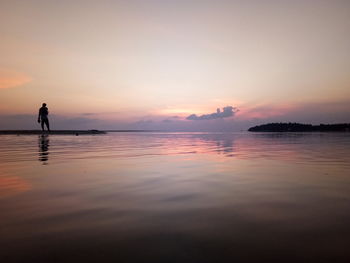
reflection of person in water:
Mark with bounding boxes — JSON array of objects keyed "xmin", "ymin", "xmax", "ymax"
[
  {"xmin": 38, "ymin": 135, "xmax": 49, "ymax": 164},
  {"xmin": 38, "ymin": 103, "xmax": 50, "ymax": 132}
]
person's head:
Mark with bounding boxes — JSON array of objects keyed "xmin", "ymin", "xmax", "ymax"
[{"xmin": 42, "ymin": 103, "xmax": 47, "ymax": 107}]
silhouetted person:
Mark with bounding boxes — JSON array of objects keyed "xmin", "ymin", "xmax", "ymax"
[{"xmin": 38, "ymin": 103, "xmax": 50, "ymax": 132}]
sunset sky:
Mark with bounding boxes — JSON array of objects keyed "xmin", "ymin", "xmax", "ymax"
[{"xmin": 1, "ymin": 0, "xmax": 350, "ymax": 130}]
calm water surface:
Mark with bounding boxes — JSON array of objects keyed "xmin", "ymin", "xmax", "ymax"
[{"xmin": 1, "ymin": 132, "xmax": 350, "ymax": 262}]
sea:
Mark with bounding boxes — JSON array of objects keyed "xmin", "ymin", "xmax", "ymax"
[{"xmin": 1, "ymin": 132, "xmax": 350, "ymax": 262}]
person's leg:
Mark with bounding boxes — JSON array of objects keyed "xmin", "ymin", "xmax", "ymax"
[
  {"xmin": 41, "ymin": 120, "xmax": 45, "ymax": 131},
  {"xmin": 46, "ymin": 119, "xmax": 50, "ymax": 132}
]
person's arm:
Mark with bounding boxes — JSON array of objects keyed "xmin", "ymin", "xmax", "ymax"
[{"xmin": 38, "ymin": 109, "xmax": 41, "ymax": 123}]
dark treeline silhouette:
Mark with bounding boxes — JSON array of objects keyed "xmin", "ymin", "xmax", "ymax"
[{"xmin": 248, "ymin": 122, "xmax": 350, "ymax": 132}]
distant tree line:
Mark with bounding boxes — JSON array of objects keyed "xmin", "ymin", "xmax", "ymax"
[{"xmin": 248, "ymin": 123, "xmax": 350, "ymax": 132}]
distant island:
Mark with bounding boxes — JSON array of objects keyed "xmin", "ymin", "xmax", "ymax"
[{"xmin": 248, "ymin": 123, "xmax": 350, "ymax": 132}]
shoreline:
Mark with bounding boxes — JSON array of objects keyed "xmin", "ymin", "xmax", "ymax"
[{"xmin": 0, "ymin": 130, "xmax": 106, "ymax": 135}]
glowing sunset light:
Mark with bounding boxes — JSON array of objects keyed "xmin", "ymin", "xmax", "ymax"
[{"xmin": 156, "ymin": 106, "xmax": 217, "ymax": 117}]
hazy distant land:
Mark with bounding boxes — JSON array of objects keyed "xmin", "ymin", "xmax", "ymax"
[{"xmin": 248, "ymin": 123, "xmax": 350, "ymax": 132}]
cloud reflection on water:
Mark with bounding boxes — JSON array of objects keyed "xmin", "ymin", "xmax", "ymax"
[{"xmin": 0, "ymin": 174, "xmax": 30, "ymax": 198}]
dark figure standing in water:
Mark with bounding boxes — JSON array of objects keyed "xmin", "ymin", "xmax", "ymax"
[{"xmin": 38, "ymin": 103, "xmax": 50, "ymax": 132}]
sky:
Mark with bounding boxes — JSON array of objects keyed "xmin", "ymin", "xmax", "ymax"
[{"xmin": 1, "ymin": 0, "xmax": 350, "ymax": 131}]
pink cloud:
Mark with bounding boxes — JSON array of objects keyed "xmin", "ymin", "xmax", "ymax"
[
  {"xmin": 0, "ymin": 70, "xmax": 32, "ymax": 89},
  {"xmin": 234, "ymin": 100, "xmax": 350, "ymax": 125},
  {"xmin": 236, "ymin": 103, "xmax": 296, "ymax": 120}
]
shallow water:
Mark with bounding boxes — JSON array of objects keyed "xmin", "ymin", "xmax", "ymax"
[{"xmin": 1, "ymin": 132, "xmax": 350, "ymax": 262}]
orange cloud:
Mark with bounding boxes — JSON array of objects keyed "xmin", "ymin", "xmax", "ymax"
[{"xmin": 0, "ymin": 69, "xmax": 31, "ymax": 89}]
